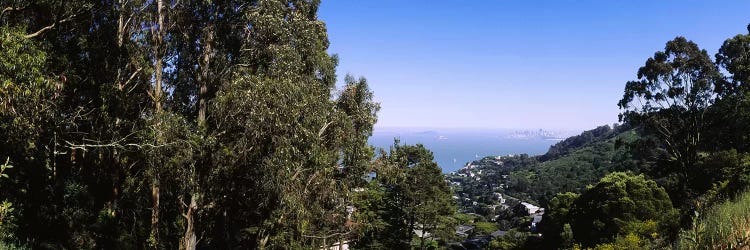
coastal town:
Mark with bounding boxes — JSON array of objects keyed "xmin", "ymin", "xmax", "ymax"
[{"xmin": 446, "ymin": 156, "xmax": 546, "ymax": 248}]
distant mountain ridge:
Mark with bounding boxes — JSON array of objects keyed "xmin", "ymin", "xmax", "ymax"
[
  {"xmin": 503, "ymin": 129, "xmax": 579, "ymax": 140},
  {"xmin": 369, "ymin": 128, "xmax": 571, "ymax": 172}
]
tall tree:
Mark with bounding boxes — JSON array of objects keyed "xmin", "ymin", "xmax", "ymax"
[
  {"xmin": 707, "ymin": 24, "xmax": 750, "ymax": 152},
  {"xmin": 618, "ymin": 37, "xmax": 724, "ymax": 199},
  {"xmin": 0, "ymin": 0, "xmax": 384, "ymax": 248},
  {"xmin": 360, "ymin": 141, "xmax": 456, "ymax": 249},
  {"xmin": 716, "ymin": 24, "xmax": 750, "ymax": 96},
  {"xmin": 146, "ymin": 0, "xmax": 167, "ymax": 245}
]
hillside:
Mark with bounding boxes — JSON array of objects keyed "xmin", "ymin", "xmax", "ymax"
[
  {"xmin": 446, "ymin": 124, "xmax": 641, "ymax": 216},
  {"xmin": 678, "ymin": 189, "xmax": 750, "ymax": 248}
]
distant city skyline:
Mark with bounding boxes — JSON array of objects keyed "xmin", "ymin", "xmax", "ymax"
[{"xmin": 319, "ymin": 1, "xmax": 750, "ymax": 130}]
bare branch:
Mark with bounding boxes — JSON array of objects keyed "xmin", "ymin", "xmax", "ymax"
[
  {"xmin": 1, "ymin": 6, "xmax": 24, "ymax": 17},
  {"xmin": 318, "ymin": 121, "xmax": 333, "ymax": 137},
  {"xmin": 301, "ymin": 230, "xmax": 351, "ymax": 239},
  {"xmin": 63, "ymin": 139, "xmax": 182, "ymax": 152},
  {"xmin": 25, "ymin": 14, "xmax": 77, "ymax": 39},
  {"xmin": 121, "ymin": 67, "xmax": 143, "ymax": 90}
]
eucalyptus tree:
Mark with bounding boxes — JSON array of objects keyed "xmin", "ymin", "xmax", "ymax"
[
  {"xmin": 707, "ymin": 24, "xmax": 750, "ymax": 152},
  {"xmin": 208, "ymin": 0, "xmax": 380, "ymax": 247},
  {"xmin": 716, "ymin": 24, "xmax": 750, "ymax": 95},
  {"xmin": 618, "ymin": 37, "xmax": 724, "ymax": 198},
  {"xmin": 0, "ymin": 0, "xmax": 384, "ymax": 249},
  {"xmin": 0, "ymin": 0, "xmax": 156, "ymax": 247}
]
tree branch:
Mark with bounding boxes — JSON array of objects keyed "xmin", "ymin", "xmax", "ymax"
[
  {"xmin": 25, "ymin": 14, "xmax": 77, "ymax": 38},
  {"xmin": 301, "ymin": 230, "xmax": 351, "ymax": 239},
  {"xmin": 122, "ymin": 67, "xmax": 143, "ymax": 90},
  {"xmin": 1, "ymin": 6, "xmax": 24, "ymax": 17},
  {"xmin": 63, "ymin": 139, "xmax": 182, "ymax": 151}
]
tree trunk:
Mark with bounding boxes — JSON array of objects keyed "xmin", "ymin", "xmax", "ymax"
[
  {"xmin": 184, "ymin": 15, "xmax": 214, "ymax": 249},
  {"xmin": 154, "ymin": 52, "xmax": 163, "ymax": 112},
  {"xmin": 150, "ymin": 0, "xmax": 166, "ymax": 245},
  {"xmin": 338, "ymin": 235, "xmax": 344, "ymax": 250},
  {"xmin": 111, "ymin": 0, "xmax": 127, "ymax": 219},
  {"xmin": 117, "ymin": 0, "xmax": 126, "ymax": 48},
  {"xmin": 151, "ymin": 181, "xmax": 160, "ymax": 244},
  {"xmin": 197, "ymin": 14, "xmax": 214, "ymax": 127},
  {"xmin": 116, "ymin": 0, "xmax": 126, "ymax": 91},
  {"xmin": 407, "ymin": 213, "xmax": 415, "ymax": 245},
  {"xmin": 153, "ymin": 0, "xmax": 165, "ymax": 113},
  {"xmin": 182, "ymin": 194, "xmax": 198, "ymax": 250},
  {"xmin": 259, "ymin": 235, "xmax": 269, "ymax": 250}
]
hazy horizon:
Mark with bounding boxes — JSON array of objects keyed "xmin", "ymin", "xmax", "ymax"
[
  {"xmin": 370, "ymin": 127, "xmax": 573, "ymax": 172},
  {"xmin": 320, "ymin": 1, "xmax": 750, "ymax": 130},
  {"xmin": 372, "ymin": 125, "xmax": 599, "ymax": 131}
]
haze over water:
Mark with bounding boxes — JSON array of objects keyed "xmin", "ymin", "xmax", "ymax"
[{"xmin": 369, "ymin": 128, "xmax": 579, "ymax": 173}]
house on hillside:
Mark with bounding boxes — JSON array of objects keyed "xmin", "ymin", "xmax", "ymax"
[
  {"xmin": 456, "ymin": 224, "xmax": 474, "ymax": 238},
  {"xmin": 494, "ymin": 192, "xmax": 506, "ymax": 204},
  {"xmin": 326, "ymin": 240, "xmax": 349, "ymax": 250},
  {"xmin": 531, "ymin": 215, "xmax": 543, "ymax": 232},
  {"xmin": 491, "ymin": 230, "xmax": 507, "ymax": 238},
  {"xmin": 520, "ymin": 202, "xmax": 541, "ymax": 214}
]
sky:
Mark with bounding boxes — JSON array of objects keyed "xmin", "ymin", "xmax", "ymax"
[{"xmin": 318, "ymin": 1, "xmax": 750, "ymax": 130}]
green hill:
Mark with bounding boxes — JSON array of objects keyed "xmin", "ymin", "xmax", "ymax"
[
  {"xmin": 447, "ymin": 124, "xmax": 643, "ymax": 214},
  {"xmin": 678, "ymin": 189, "xmax": 750, "ymax": 249},
  {"xmin": 507, "ymin": 125, "xmax": 641, "ymax": 205}
]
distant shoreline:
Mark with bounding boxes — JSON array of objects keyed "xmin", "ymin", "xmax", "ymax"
[{"xmin": 369, "ymin": 129, "xmax": 569, "ymax": 173}]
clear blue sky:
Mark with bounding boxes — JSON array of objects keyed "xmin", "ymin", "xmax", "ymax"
[{"xmin": 318, "ymin": 1, "xmax": 750, "ymax": 130}]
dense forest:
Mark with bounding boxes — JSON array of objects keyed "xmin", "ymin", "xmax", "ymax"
[
  {"xmin": 1, "ymin": 0, "xmax": 750, "ymax": 249},
  {"xmin": 0, "ymin": 0, "xmax": 455, "ymax": 249}
]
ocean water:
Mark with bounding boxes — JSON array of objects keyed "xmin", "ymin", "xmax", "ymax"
[{"xmin": 369, "ymin": 128, "xmax": 572, "ymax": 173}]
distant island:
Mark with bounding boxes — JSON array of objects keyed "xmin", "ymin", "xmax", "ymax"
[{"xmin": 369, "ymin": 128, "xmax": 580, "ymax": 172}]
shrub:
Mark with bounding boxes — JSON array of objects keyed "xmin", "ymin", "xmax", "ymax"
[
  {"xmin": 570, "ymin": 172, "xmax": 679, "ymax": 247},
  {"xmin": 678, "ymin": 190, "xmax": 750, "ymax": 249}
]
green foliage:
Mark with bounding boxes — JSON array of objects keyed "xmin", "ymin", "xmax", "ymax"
[
  {"xmin": 0, "ymin": 26, "xmax": 48, "ymax": 102},
  {"xmin": 0, "ymin": 0, "xmax": 385, "ymax": 248},
  {"xmin": 589, "ymin": 233, "xmax": 650, "ymax": 250},
  {"xmin": 538, "ymin": 173, "xmax": 677, "ymax": 248},
  {"xmin": 715, "ymin": 26, "xmax": 750, "ymax": 96},
  {"xmin": 473, "ymin": 221, "xmax": 499, "ymax": 235},
  {"xmin": 0, "ymin": 156, "xmax": 15, "ymax": 242},
  {"xmin": 450, "ymin": 126, "xmax": 647, "ymax": 248},
  {"xmin": 539, "ymin": 192, "xmax": 579, "ymax": 248},
  {"xmin": 453, "ymin": 213, "xmax": 478, "ymax": 225},
  {"xmin": 509, "ymin": 126, "xmax": 640, "ymax": 205},
  {"xmin": 0, "ymin": 200, "xmax": 15, "ymax": 241},
  {"xmin": 449, "ymin": 125, "xmax": 642, "ymax": 221},
  {"xmin": 705, "ymin": 27, "xmax": 750, "ymax": 155},
  {"xmin": 542, "ymin": 125, "xmax": 618, "ymax": 161},
  {"xmin": 353, "ymin": 141, "xmax": 456, "ymax": 249},
  {"xmin": 351, "ymin": 180, "xmax": 390, "ymax": 249},
  {"xmin": 678, "ymin": 189, "xmax": 750, "ymax": 249},
  {"xmin": 488, "ymin": 229, "xmax": 527, "ymax": 250},
  {"xmin": 571, "ymin": 172, "xmax": 678, "ymax": 247},
  {"xmin": 452, "ymin": 22, "xmax": 750, "ymax": 249},
  {"xmin": 0, "ymin": 241, "xmax": 28, "ymax": 250},
  {"xmin": 618, "ymin": 36, "xmax": 729, "ymax": 208},
  {"xmin": 560, "ymin": 223, "xmax": 574, "ymax": 248},
  {"xmin": 690, "ymin": 150, "xmax": 750, "ymax": 209},
  {"xmin": 1, "ymin": 0, "xmax": 749, "ymax": 248},
  {"xmin": 0, "ymin": 157, "xmax": 11, "ymax": 180}
]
